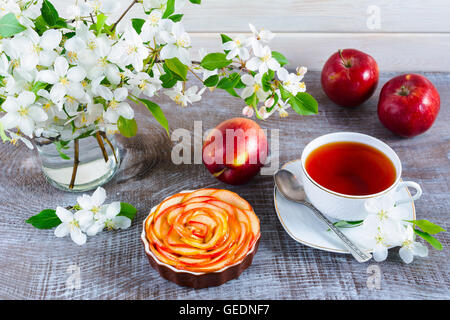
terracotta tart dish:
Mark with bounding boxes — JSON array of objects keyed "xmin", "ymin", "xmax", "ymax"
[{"xmin": 141, "ymin": 188, "xmax": 261, "ymax": 289}]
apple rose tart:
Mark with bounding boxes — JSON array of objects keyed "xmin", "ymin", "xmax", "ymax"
[{"xmin": 141, "ymin": 188, "xmax": 260, "ymax": 288}]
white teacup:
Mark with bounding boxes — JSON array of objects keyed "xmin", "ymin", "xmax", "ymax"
[{"xmin": 300, "ymin": 132, "xmax": 422, "ymax": 221}]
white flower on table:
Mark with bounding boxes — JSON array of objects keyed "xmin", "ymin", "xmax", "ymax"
[
  {"xmin": 398, "ymin": 224, "xmax": 428, "ymax": 264},
  {"xmin": 77, "ymin": 186, "xmax": 107, "ymax": 217},
  {"xmin": 240, "ymin": 73, "xmax": 268, "ymax": 101},
  {"xmin": 104, "ymin": 88, "xmax": 135, "ymax": 123},
  {"xmin": 37, "ymin": 57, "xmax": 86, "ymax": 104},
  {"xmin": 246, "ymin": 43, "xmax": 280, "ymax": 74},
  {"xmin": 223, "ymin": 34, "xmax": 250, "ymax": 61},
  {"xmin": 0, "ymin": 91, "xmax": 48, "ymax": 137},
  {"xmin": 160, "ymin": 22, "xmax": 191, "ymax": 65},
  {"xmin": 54, "ymin": 206, "xmax": 93, "ymax": 246},
  {"xmin": 86, "ymin": 201, "xmax": 131, "ymax": 236}
]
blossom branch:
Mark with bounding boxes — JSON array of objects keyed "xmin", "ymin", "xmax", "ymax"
[{"xmin": 110, "ymin": 0, "xmax": 139, "ymax": 32}]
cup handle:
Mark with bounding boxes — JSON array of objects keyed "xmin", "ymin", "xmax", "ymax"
[{"xmin": 395, "ymin": 181, "xmax": 422, "ymax": 205}]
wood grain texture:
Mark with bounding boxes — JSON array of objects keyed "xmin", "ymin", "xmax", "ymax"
[
  {"xmin": 190, "ymin": 33, "xmax": 450, "ymax": 72},
  {"xmin": 47, "ymin": 0, "xmax": 450, "ymax": 71},
  {"xmin": 0, "ymin": 71, "xmax": 448, "ymax": 300},
  {"xmin": 52, "ymin": 0, "xmax": 450, "ymax": 32}
]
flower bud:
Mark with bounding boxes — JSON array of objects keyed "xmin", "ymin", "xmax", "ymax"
[{"xmin": 242, "ymin": 106, "xmax": 254, "ymax": 118}]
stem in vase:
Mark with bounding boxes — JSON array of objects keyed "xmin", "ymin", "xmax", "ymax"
[
  {"xmin": 100, "ymin": 131, "xmax": 118, "ymax": 163},
  {"xmin": 95, "ymin": 131, "xmax": 109, "ymax": 163},
  {"xmin": 68, "ymin": 139, "xmax": 80, "ymax": 189}
]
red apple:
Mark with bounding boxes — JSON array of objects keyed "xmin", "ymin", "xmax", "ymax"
[
  {"xmin": 202, "ymin": 118, "xmax": 267, "ymax": 185},
  {"xmin": 321, "ymin": 49, "xmax": 379, "ymax": 107},
  {"xmin": 377, "ymin": 74, "xmax": 440, "ymax": 137}
]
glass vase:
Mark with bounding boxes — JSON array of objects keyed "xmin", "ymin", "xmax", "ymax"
[{"xmin": 35, "ymin": 133, "xmax": 120, "ymax": 192}]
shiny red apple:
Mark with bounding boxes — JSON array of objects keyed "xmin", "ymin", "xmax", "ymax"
[
  {"xmin": 321, "ymin": 49, "xmax": 379, "ymax": 107},
  {"xmin": 202, "ymin": 118, "xmax": 268, "ymax": 185},
  {"xmin": 377, "ymin": 74, "xmax": 440, "ymax": 137}
]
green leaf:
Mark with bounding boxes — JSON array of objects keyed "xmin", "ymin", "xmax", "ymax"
[
  {"xmin": 203, "ymin": 74, "xmax": 219, "ymax": 87},
  {"xmin": 117, "ymin": 116, "xmax": 138, "ymax": 138},
  {"xmin": 245, "ymin": 93, "xmax": 258, "ymax": 109},
  {"xmin": 281, "ymin": 86, "xmax": 318, "ymax": 116},
  {"xmin": 54, "ymin": 140, "xmax": 70, "ymax": 160},
  {"xmin": 118, "ymin": 202, "xmax": 137, "ymax": 220},
  {"xmin": 334, "ymin": 220, "xmax": 363, "ymax": 228},
  {"xmin": 225, "ymin": 87, "xmax": 239, "ymax": 98},
  {"xmin": 160, "ymin": 73, "xmax": 178, "ymax": 88},
  {"xmin": 200, "ymin": 53, "xmax": 232, "ymax": 71},
  {"xmin": 31, "ymin": 81, "xmax": 47, "ymax": 94},
  {"xmin": 164, "ymin": 57, "xmax": 188, "ymax": 81},
  {"xmin": 216, "ymin": 73, "xmax": 241, "ymax": 89},
  {"xmin": 414, "ymin": 229, "xmax": 443, "ymax": 250},
  {"xmin": 220, "ymin": 33, "xmax": 232, "ymax": 43},
  {"xmin": 0, "ymin": 13, "xmax": 26, "ymax": 37},
  {"xmin": 41, "ymin": 0, "xmax": 59, "ymax": 26},
  {"xmin": 262, "ymin": 71, "xmax": 274, "ymax": 91},
  {"xmin": 407, "ymin": 219, "xmax": 446, "ymax": 235},
  {"xmin": 138, "ymin": 98, "xmax": 169, "ymax": 136},
  {"xmin": 189, "ymin": 0, "xmax": 201, "ymax": 4},
  {"xmin": 26, "ymin": 209, "xmax": 61, "ymax": 229},
  {"xmin": 95, "ymin": 13, "xmax": 107, "ymax": 35},
  {"xmin": 162, "ymin": 0, "xmax": 175, "ymax": 18},
  {"xmin": 131, "ymin": 18, "xmax": 145, "ymax": 34},
  {"xmin": 292, "ymin": 92, "xmax": 319, "ymax": 115},
  {"xmin": 168, "ymin": 14, "xmax": 183, "ymax": 22},
  {"xmin": 272, "ymin": 51, "xmax": 289, "ymax": 67},
  {"xmin": 33, "ymin": 15, "xmax": 49, "ymax": 35}
]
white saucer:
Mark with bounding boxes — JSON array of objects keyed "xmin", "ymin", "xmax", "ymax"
[{"xmin": 273, "ymin": 159, "xmax": 416, "ymax": 254}]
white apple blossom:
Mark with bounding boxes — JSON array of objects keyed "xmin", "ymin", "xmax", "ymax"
[
  {"xmin": 77, "ymin": 186, "xmax": 107, "ymax": 216},
  {"xmin": 37, "ymin": 57, "xmax": 86, "ymax": 104},
  {"xmin": 398, "ymin": 225, "xmax": 429, "ymax": 263},
  {"xmin": 248, "ymin": 23, "xmax": 275, "ymax": 45},
  {"xmin": 223, "ymin": 34, "xmax": 250, "ymax": 61},
  {"xmin": 54, "ymin": 206, "xmax": 92, "ymax": 246},
  {"xmin": 103, "ymin": 88, "xmax": 134, "ymax": 123},
  {"xmin": 160, "ymin": 22, "xmax": 191, "ymax": 65},
  {"xmin": 128, "ymin": 70, "xmax": 162, "ymax": 98},
  {"xmin": 109, "ymin": 25, "xmax": 149, "ymax": 71},
  {"xmin": 240, "ymin": 73, "xmax": 268, "ymax": 101},
  {"xmin": 165, "ymin": 82, "xmax": 205, "ymax": 107},
  {"xmin": 86, "ymin": 201, "xmax": 131, "ymax": 236},
  {"xmin": 25, "ymin": 28, "xmax": 62, "ymax": 67},
  {"xmin": 0, "ymin": 91, "xmax": 47, "ymax": 137},
  {"xmin": 0, "ymin": 0, "xmax": 314, "ymax": 162},
  {"xmin": 24, "ymin": 187, "xmax": 135, "ymax": 245},
  {"xmin": 246, "ymin": 43, "xmax": 280, "ymax": 74},
  {"xmin": 277, "ymin": 68, "xmax": 306, "ymax": 95}
]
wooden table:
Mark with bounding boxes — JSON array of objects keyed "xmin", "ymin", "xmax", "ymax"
[{"xmin": 0, "ymin": 72, "xmax": 448, "ymax": 300}]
